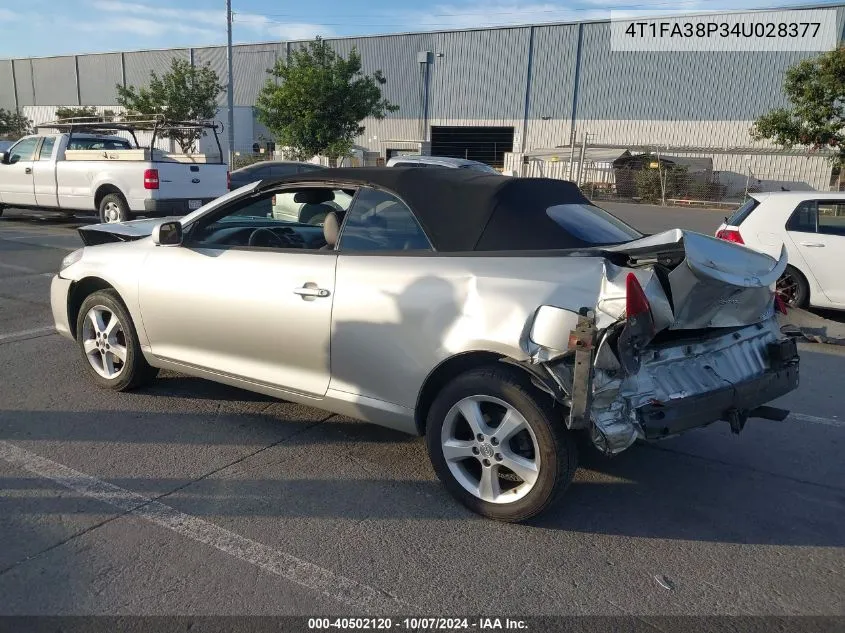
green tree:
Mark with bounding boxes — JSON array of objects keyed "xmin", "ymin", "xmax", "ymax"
[
  {"xmin": 0, "ymin": 108, "xmax": 33, "ymax": 139},
  {"xmin": 751, "ymin": 47, "xmax": 845, "ymax": 164},
  {"xmin": 256, "ymin": 38, "xmax": 398, "ymax": 163},
  {"xmin": 55, "ymin": 106, "xmax": 118, "ymax": 122},
  {"xmin": 116, "ymin": 58, "xmax": 223, "ymax": 153}
]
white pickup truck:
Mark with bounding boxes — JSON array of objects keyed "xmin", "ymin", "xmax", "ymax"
[{"xmin": 0, "ymin": 124, "xmax": 228, "ymax": 223}]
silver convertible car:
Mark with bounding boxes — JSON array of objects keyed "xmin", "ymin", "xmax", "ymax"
[{"xmin": 51, "ymin": 168, "xmax": 799, "ymax": 521}]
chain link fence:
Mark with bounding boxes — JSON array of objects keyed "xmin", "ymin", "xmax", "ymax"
[{"xmin": 506, "ymin": 142, "xmax": 838, "ymax": 209}]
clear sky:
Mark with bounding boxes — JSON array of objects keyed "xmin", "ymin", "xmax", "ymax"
[{"xmin": 0, "ymin": 0, "xmax": 841, "ymax": 58}]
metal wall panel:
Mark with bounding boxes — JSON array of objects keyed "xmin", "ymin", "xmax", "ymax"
[
  {"xmin": 527, "ymin": 25, "xmax": 579, "ymax": 121},
  {"xmin": 193, "ymin": 46, "xmax": 228, "ymax": 106},
  {"xmin": 232, "ymin": 43, "xmax": 281, "ymax": 106},
  {"xmin": 576, "ymin": 21, "xmax": 835, "ymax": 121},
  {"xmin": 31, "ymin": 56, "xmax": 77, "ymax": 105},
  {"xmin": 428, "ymin": 27, "xmax": 530, "ymax": 121},
  {"xmin": 323, "ymin": 33, "xmax": 437, "ymax": 121},
  {"xmin": 0, "ymin": 60, "xmax": 15, "ymax": 109},
  {"xmin": 124, "ymin": 48, "xmax": 189, "ymax": 90},
  {"xmin": 78, "ymin": 53, "xmax": 122, "ymax": 105},
  {"xmin": 13, "ymin": 59, "xmax": 34, "ymax": 106}
]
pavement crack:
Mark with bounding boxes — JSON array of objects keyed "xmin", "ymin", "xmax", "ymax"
[
  {"xmin": 642, "ymin": 443, "xmax": 845, "ymax": 493},
  {"xmin": 146, "ymin": 413, "xmax": 336, "ymax": 504},
  {"xmin": 0, "ymin": 509, "xmax": 135, "ymax": 579}
]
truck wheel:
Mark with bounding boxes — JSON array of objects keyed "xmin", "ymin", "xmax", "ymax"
[
  {"xmin": 99, "ymin": 193, "xmax": 130, "ymax": 224},
  {"xmin": 76, "ymin": 289, "xmax": 159, "ymax": 391},
  {"xmin": 426, "ymin": 366, "xmax": 577, "ymax": 522}
]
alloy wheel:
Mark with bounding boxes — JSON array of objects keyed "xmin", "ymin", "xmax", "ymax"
[
  {"xmin": 776, "ymin": 271, "xmax": 800, "ymax": 307},
  {"xmin": 81, "ymin": 305, "xmax": 127, "ymax": 379},
  {"xmin": 440, "ymin": 395, "xmax": 541, "ymax": 504}
]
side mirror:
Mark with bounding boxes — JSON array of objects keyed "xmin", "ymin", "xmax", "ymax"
[
  {"xmin": 0, "ymin": 152, "xmax": 7, "ymax": 164},
  {"xmin": 152, "ymin": 221, "xmax": 183, "ymax": 246}
]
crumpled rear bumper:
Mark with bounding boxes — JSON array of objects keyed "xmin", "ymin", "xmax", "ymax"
[
  {"xmin": 637, "ymin": 340, "xmax": 799, "ymax": 439},
  {"xmin": 584, "ymin": 317, "xmax": 800, "ymax": 453}
]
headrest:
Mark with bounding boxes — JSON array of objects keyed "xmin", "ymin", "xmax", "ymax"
[
  {"xmin": 323, "ymin": 211, "xmax": 343, "ymax": 247},
  {"xmin": 294, "ymin": 189, "xmax": 334, "ymax": 204}
]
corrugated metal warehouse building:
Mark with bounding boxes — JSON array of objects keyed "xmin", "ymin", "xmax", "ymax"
[{"xmin": 2, "ymin": 4, "xmax": 844, "ymax": 197}]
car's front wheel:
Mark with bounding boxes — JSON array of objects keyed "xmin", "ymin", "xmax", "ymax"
[
  {"xmin": 76, "ymin": 289, "xmax": 159, "ymax": 391},
  {"xmin": 426, "ymin": 366, "xmax": 577, "ymax": 522}
]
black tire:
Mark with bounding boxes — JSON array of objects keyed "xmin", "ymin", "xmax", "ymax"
[
  {"xmin": 425, "ymin": 366, "xmax": 577, "ymax": 522},
  {"xmin": 98, "ymin": 192, "xmax": 130, "ymax": 224},
  {"xmin": 0, "ymin": 206, "xmax": 5, "ymax": 217},
  {"xmin": 777, "ymin": 264, "xmax": 809, "ymax": 308},
  {"xmin": 75, "ymin": 289, "xmax": 159, "ymax": 391}
]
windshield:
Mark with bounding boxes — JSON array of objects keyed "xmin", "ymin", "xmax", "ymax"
[
  {"xmin": 460, "ymin": 163, "xmax": 500, "ymax": 174},
  {"xmin": 546, "ymin": 203, "xmax": 642, "ymax": 245}
]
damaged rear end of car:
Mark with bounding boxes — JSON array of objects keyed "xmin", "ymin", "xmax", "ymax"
[{"xmin": 526, "ymin": 229, "xmax": 800, "ymax": 455}]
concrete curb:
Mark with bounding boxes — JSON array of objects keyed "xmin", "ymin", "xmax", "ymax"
[{"xmin": 778, "ymin": 308, "xmax": 845, "ymax": 346}]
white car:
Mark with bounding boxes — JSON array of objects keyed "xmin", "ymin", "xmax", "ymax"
[
  {"xmin": 386, "ymin": 155, "xmax": 501, "ymax": 174},
  {"xmin": 716, "ymin": 192, "xmax": 845, "ymax": 310}
]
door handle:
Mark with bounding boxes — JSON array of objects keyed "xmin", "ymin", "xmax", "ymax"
[
  {"xmin": 24, "ymin": 167, "xmax": 32, "ymax": 174},
  {"xmin": 800, "ymin": 242, "xmax": 825, "ymax": 247},
  {"xmin": 293, "ymin": 286, "xmax": 331, "ymax": 298}
]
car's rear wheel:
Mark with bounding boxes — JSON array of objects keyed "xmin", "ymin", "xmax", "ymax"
[
  {"xmin": 76, "ymin": 290, "xmax": 159, "ymax": 391},
  {"xmin": 99, "ymin": 193, "xmax": 130, "ymax": 224},
  {"xmin": 426, "ymin": 366, "xmax": 577, "ymax": 522},
  {"xmin": 777, "ymin": 265, "xmax": 809, "ymax": 308}
]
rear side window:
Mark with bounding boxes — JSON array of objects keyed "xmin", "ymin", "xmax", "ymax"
[
  {"xmin": 545, "ymin": 204, "xmax": 642, "ymax": 245},
  {"xmin": 339, "ymin": 188, "xmax": 432, "ymax": 252},
  {"xmin": 816, "ymin": 201, "xmax": 845, "ymax": 236},
  {"xmin": 726, "ymin": 197, "xmax": 759, "ymax": 226},
  {"xmin": 786, "ymin": 201, "xmax": 817, "ymax": 233}
]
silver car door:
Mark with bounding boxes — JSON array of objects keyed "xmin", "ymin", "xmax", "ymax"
[{"xmin": 139, "ymin": 245, "xmax": 337, "ymax": 398}]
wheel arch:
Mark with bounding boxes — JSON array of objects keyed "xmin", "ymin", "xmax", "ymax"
[
  {"xmin": 414, "ymin": 351, "xmax": 564, "ymax": 436},
  {"xmin": 94, "ymin": 184, "xmax": 126, "ymax": 211},
  {"xmin": 67, "ymin": 276, "xmax": 117, "ymax": 339}
]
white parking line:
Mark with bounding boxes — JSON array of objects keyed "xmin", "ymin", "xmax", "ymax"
[
  {"xmin": 789, "ymin": 413, "xmax": 845, "ymax": 428},
  {"xmin": 0, "ymin": 326, "xmax": 57, "ymax": 341},
  {"xmin": 0, "ymin": 441, "xmax": 407, "ymax": 611}
]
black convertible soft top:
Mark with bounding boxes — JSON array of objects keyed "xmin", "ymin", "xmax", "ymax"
[{"xmin": 261, "ymin": 166, "xmax": 630, "ymax": 252}]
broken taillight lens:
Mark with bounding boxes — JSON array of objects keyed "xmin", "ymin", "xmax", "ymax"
[
  {"xmin": 716, "ymin": 228, "xmax": 744, "ymax": 244},
  {"xmin": 626, "ymin": 272, "xmax": 651, "ymax": 319}
]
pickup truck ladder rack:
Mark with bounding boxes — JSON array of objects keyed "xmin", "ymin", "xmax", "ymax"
[{"xmin": 35, "ymin": 116, "xmax": 225, "ymax": 164}]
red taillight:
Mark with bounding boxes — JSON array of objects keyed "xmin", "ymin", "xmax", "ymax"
[
  {"xmin": 272, "ymin": 194, "xmax": 276, "ymax": 205},
  {"xmin": 716, "ymin": 228, "xmax": 744, "ymax": 244},
  {"xmin": 227, "ymin": 171, "xmax": 231, "ymax": 190},
  {"xmin": 143, "ymin": 168, "xmax": 159, "ymax": 190},
  {"xmin": 625, "ymin": 272, "xmax": 651, "ymax": 319}
]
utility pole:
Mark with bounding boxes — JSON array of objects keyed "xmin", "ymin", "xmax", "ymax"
[
  {"xmin": 226, "ymin": 0, "xmax": 235, "ymax": 168},
  {"xmin": 576, "ymin": 132, "xmax": 588, "ymax": 187}
]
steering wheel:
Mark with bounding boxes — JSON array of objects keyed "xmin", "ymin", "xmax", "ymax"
[{"xmin": 248, "ymin": 227, "xmax": 289, "ymax": 248}]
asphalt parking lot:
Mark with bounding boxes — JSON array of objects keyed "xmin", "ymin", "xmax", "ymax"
[{"xmin": 0, "ymin": 204, "xmax": 843, "ymax": 618}]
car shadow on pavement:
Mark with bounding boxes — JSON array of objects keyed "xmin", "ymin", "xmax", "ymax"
[
  {"xmin": 1, "ymin": 408, "xmax": 842, "ymax": 546},
  {"xmin": 140, "ymin": 374, "xmax": 279, "ymax": 403}
]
